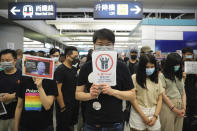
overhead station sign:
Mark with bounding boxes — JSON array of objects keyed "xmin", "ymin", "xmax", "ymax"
[
  {"xmin": 94, "ymin": 1, "xmax": 143, "ymax": 20},
  {"xmin": 8, "ymin": 2, "xmax": 56, "ymax": 20}
]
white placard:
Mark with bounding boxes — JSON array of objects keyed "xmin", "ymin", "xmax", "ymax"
[
  {"xmin": 184, "ymin": 61, "xmax": 197, "ymax": 74},
  {"xmin": 0, "ymin": 93, "xmax": 7, "ymax": 116},
  {"xmin": 7, "ymin": 42, "xmax": 15, "ymax": 50},
  {"xmin": 92, "ymin": 51, "xmax": 117, "ymax": 86},
  {"xmin": 22, "ymin": 55, "xmax": 55, "ymax": 80},
  {"xmin": 0, "ymin": 102, "xmax": 7, "ymax": 116}
]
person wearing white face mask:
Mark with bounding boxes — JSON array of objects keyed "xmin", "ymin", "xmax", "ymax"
[
  {"xmin": 75, "ymin": 28, "xmax": 136, "ymax": 131},
  {"xmin": 181, "ymin": 47, "xmax": 194, "ymax": 62},
  {"xmin": 129, "ymin": 54, "xmax": 164, "ymax": 131},
  {"xmin": 159, "ymin": 53, "xmax": 186, "ymax": 131},
  {"xmin": 49, "ymin": 48, "xmax": 61, "ymax": 69},
  {"xmin": 181, "ymin": 47, "xmax": 194, "ymax": 82},
  {"xmin": 0, "ymin": 49, "xmax": 22, "ymax": 131}
]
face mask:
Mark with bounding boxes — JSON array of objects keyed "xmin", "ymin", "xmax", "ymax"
[
  {"xmin": 146, "ymin": 68, "xmax": 155, "ymax": 76},
  {"xmin": 0, "ymin": 67, "xmax": 3, "ymax": 71},
  {"xmin": 124, "ymin": 57, "xmax": 129, "ymax": 62},
  {"xmin": 174, "ymin": 65, "xmax": 180, "ymax": 72},
  {"xmin": 72, "ymin": 58, "xmax": 79, "ymax": 67},
  {"xmin": 130, "ymin": 55, "xmax": 137, "ymax": 60},
  {"xmin": 1, "ymin": 62, "xmax": 14, "ymax": 71},
  {"xmin": 185, "ymin": 55, "xmax": 193, "ymax": 59},
  {"xmin": 53, "ymin": 57, "xmax": 59, "ymax": 62},
  {"xmin": 95, "ymin": 45, "xmax": 114, "ymax": 51}
]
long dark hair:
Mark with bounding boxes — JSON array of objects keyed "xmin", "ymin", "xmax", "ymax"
[
  {"xmin": 163, "ymin": 53, "xmax": 182, "ymax": 81},
  {"xmin": 136, "ymin": 54, "xmax": 158, "ymax": 88}
]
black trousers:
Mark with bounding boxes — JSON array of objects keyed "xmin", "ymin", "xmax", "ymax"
[
  {"xmin": 56, "ymin": 100, "xmax": 79, "ymax": 131},
  {"xmin": 183, "ymin": 116, "xmax": 197, "ymax": 131},
  {"xmin": 19, "ymin": 125, "xmax": 53, "ymax": 131}
]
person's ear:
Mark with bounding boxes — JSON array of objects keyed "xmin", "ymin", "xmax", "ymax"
[
  {"xmin": 65, "ymin": 55, "xmax": 68, "ymax": 60},
  {"xmin": 13, "ymin": 59, "xmax": 17, "ymax": 65}
]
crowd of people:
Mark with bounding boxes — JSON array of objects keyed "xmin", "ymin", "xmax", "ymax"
[{"xmin": 0, "ymin": 28, "xmax": 196, "ymax": 131}]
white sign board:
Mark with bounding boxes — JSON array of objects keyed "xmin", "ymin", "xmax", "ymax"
[
  {"xmin": 184, "ymin": 61, "xmax": 197, "ymax": 74},
  {"xmin": 0, "ymin": 93, "xmax": 7, "ymax": 116},
  {"xmin": 0, "ymin": 102, "xmax": 7, "ymax": 116},
  {"xmin": 22, "ymin": 55, "xmax": 55, "ymax": 79},
  {"xmin": 92, "ymin": 51, "xmax": 117, "ymax": 86},
  {"xmin": 7, "ymin": 42, "xmax": 15, "ymax": 50}
]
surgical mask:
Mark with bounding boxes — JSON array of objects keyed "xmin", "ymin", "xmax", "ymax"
[
  {"xmin": 130, "ymin": 55, "xmax": 137, "ymax": 60},
  {"xmin": 53, "ymin": 57, "xmax": 59, "ymax": 62},
  {"xmin": 185, "ymin": 55, "xmax": 193, "ymax": 59},
  {"xmin": 0, "ymin": 67, "xmax": 3, "ymax": 71},
  {"xmin": 174, "ymin": 65, "xmax": 180, "ymax": 72},
  {"xmin": 1, "ymin": 62, "xmax": 14, "ymax": 71},
  {"xmin": 146, "ymin": 68, "xmax": 155, "ymax": 76},
  {"xmin": 95, "ymin": 45, "xmax": 114, "ymax": 51}
]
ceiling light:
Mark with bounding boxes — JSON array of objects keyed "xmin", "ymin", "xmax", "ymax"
[
  {"xmin": 24, "ymin": 45, "xmax": 44, "ymax": 48},
  {"xmin": 23, "ymin": 37, "xmax": 33, "ymax": 42},
  {"xmin": 45, "ymin": 43, "xmax": 52, "ymax": 48}
]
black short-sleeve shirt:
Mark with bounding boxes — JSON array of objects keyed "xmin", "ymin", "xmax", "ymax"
[
  {"xmin": 185, "ymin": 74, "xmax": 197, "ymax": 116},
  {"xmin": 128, "ymin": 61, "xmax": 138, "ymax": 75},
  {"xmin": 16, "ymin": 76, "xmax": 58, "ymax": 130},
  {"xmin": 0, "ymin": 69, "xmax": 21, "ymax": 119},
  {"xmin": 54, "ymin": 64, "xmax": 78, "ymax": 103},
  {"xmin": 77, "ymin": 61, "xmax": 134, "ymax": 125}
]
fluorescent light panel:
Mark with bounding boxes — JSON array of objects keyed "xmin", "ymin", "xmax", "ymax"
[
  {"xmin": 24, "ymin": 45, "xmax": 44, "ymax": 48},
  {"xmin": 56, "ymin": 24, "xmax": 137, "ymax": 31}
]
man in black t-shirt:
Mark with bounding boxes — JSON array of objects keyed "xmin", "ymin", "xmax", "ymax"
[
  {"xmin": 183, "ymin": 74, "xmax": 197, "ymax": 131},
  {"xmin": 128, "ymin": 48, "xmax": 139, "ymax": 76},
  {"xmin": 15, "ymin": 77, "xmax": 58, "ymax": 131},
  {"xmin": 182, "ymin": 47, "xmax": 196, "ymax": 131},
  {"xmin": 76, "ymin": 28, "xmax": 136, "ymax": 131},
  {"xmin": 0, "ymin": 49, "xmax": 21, "ymax": 131},
  {"xmin": 54, "ymin": 46, "xmax": 79, "ymax": 131}
]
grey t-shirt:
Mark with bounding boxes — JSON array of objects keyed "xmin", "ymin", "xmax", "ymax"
[{"xmin": 159, "ymin": 73, "xmax": 184, "ymax": 99}]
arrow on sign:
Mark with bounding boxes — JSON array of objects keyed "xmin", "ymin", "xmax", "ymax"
[
  {"xmin": 10, "ymin": 6, "xmax": 20, "ymax": 15},
  {"xmin": 130, "ymin": 5, "xmax": 141, "ymax": 14}
]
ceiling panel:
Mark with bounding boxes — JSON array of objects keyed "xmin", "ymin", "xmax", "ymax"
[
  {"xmin": 0, "ymin": 0, "xmax": 197, "ymax": 9},
  {"xmin": 1, "ymin": 0, "xmax": 196, "ymax": 49}
]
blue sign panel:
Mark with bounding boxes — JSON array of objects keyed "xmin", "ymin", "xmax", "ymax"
[
  {"xmin": 94, "ymin": 1, "xmax": 143, "ymax": 20},
  {"xmin": 156, "ymin": 40, "xmax": 197, "ymax": 52},
  {"xmin": 8, "ymin": 2, "xmax": 56, "ymax": 20},
  {"xmin": 183, "ymin": 31, "xmax": 197, "ymax": 41}
]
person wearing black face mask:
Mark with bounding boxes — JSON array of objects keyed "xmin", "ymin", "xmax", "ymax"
[
  {"xmin": 128, "ymin": 49, "xmax": 139, "ymax": 76},
  {"xmin": 54, "ymin": 46, "xmax": 79, "ymax": 131},
  {"xmin": 72, "ymin": 57, "xmax": 80, "ymax": 70},
  {"xmin": 123, "ymin": 49, "xmax": 139, "ymax": 124}
]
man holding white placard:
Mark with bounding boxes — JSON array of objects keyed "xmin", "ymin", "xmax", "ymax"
[
  {"xmin": 76, "ymin": 28, "xmax": 136, "ymax": 131},
  {"xmin": 182, "ymin": 47, "xmax": 197, "ymax": 131}
]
